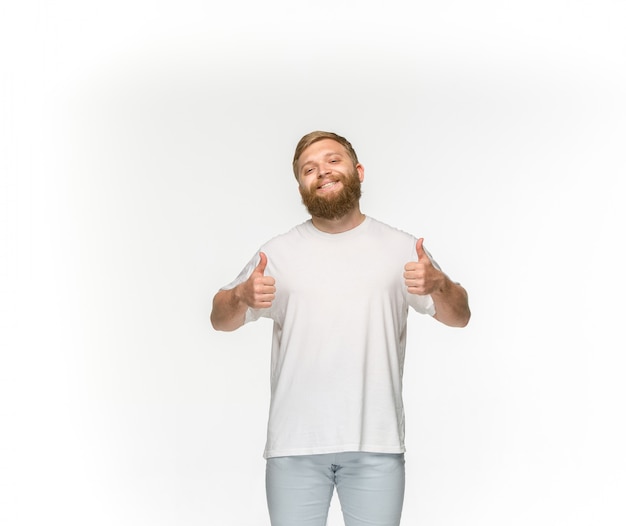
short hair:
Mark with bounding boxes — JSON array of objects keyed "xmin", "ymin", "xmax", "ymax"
[{"xmin": 292, "ymin": 131, "xmax": 359, "ymax": 179}]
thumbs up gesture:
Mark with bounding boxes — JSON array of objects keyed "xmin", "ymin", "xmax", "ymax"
[
  {"xmin": 403, "ymin": 238, "xmax": 444, "ymax": 296},
  {"xmin": 239, "ymin": 252, "xmax": 276, "ymax": 309}
]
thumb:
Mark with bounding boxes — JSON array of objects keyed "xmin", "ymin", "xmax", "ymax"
[
  {"xmin": 256, "ymin": 252, "xmax": 268, "ymax": 274},
  {"xmin": 416, "ymin": 238, "xmax": 428, "ymax": 261}
]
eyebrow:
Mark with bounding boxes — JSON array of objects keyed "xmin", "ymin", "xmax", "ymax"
[{"xmin": 300, "ymin": 151, "xmax": 345, "ymax": 168}]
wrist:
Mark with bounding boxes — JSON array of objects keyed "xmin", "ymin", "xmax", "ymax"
[
  {"xmin": 232, "ymin": 284, "xmax": 246, "ymax": 307},
  {"xmin": 431, "ymin": 271, "xmax": 449, "ymax": 297}
]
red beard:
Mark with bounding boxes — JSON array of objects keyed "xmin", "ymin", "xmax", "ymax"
[{"xmin": 299, "ymin": 169, "xmax": 362, "ymax": 220}]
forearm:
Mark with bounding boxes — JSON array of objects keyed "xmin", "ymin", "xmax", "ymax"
[
  {"xmin": 210, "ymin": 287, "xmax": 248, "ymax": 332},
  {"xmin": 431, "ymin": 275, "xmax": 471, "ymax": 328}
]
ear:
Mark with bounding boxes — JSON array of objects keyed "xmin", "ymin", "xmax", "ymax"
[{"xmin": 356, "ymin": 163, "xmax": 365, "ymax": 183}]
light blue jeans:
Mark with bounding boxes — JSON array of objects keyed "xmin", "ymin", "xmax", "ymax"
[{"xmin": 266, "ymin": 452, "xmax": 405, "ymax": 526}]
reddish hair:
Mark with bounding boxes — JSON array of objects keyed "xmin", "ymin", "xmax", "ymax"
[{"xmin": 292, "ymin": 131, "xmax": 359, "ymax": 179}]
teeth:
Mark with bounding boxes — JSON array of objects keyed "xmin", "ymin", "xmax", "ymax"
[{"xmin": 321, "ymin": 182, "xmax": 336, "ymax": 189}]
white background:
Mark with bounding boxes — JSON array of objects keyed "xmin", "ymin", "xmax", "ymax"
[{"xmin": 1, "ymin": 1, "xmax": 625, "ymax": 525}]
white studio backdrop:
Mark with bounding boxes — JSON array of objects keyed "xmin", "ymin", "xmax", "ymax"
[{"xmin": 1, "ymin": 1, "xmax": 625, "ymax": 525}]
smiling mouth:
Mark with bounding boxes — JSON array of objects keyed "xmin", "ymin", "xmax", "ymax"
[{"xmin": 318, "ymin": 181, "xmax": 338, "ymax": 190}]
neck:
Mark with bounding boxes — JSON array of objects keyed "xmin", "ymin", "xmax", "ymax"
[{"xmin": 311, "ymin": 206, "xmax": 366, "ymax": 234}]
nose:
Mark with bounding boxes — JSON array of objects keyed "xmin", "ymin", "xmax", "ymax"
[{"xmin": 318, "ymin": 164, "xmax": 331, "ymax": 177}]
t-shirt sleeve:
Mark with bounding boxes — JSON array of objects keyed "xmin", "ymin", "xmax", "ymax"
[
  {"xmin": 408, "ymin": 291, "xmax": 436, "ymax": 315},
  {"xmin": 220, "ymin": 252, "xmax": 259, "ymax": 291}
]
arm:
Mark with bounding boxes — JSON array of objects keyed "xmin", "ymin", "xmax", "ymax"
[
  {"xmin": 403, "ymin": 238, "xmax": 471, "ymax": 328},
  {"xmin": 210, "ymin": 252, "xmax": 276, "ymax": 332},
  {"xmin": 430, "ymin": 275, "xmax": 471, "ymax": 328},
  {"xmin": 210, "ymin": 287, "xmax": 249, "ymax": 332}
]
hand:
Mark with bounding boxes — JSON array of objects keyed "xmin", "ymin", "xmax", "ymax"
[
  {"xmin": 403, "ymin": 238, "xmax": 444, "ymax": 296},
  {"xmin": 238, "ymin": 252, "xmax": 276, "ymax": 309}
]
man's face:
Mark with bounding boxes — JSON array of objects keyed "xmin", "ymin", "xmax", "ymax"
[{"xmin": 296, "ymin": 139, "xmax": 364, "ymax": 220}]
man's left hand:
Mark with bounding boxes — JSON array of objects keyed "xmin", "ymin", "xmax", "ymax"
[{"xmin": 403, "ymin": 238, "xmax": 445, "ymax": 296}]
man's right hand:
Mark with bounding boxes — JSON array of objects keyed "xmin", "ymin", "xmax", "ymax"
[
  {"xmin": 237, "ymin": 252, "xmax": 276, "ymax": 309},
  {"xmin": 210, "ymin": 252, "xmax": 276, "ymax": 331}
]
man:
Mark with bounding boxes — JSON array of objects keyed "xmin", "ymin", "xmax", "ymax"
[{"xmin": 211, "ymin": 131, "xmax": 470, "ymax": 526}]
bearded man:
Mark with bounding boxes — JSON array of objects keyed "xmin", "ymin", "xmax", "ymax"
[{"xmin": 211, "ymin": 131, "xmax": 471, "ymax": 526}]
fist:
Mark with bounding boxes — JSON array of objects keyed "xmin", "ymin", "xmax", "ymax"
[
  {"xmin": 403, "ymin": 238, "xmax": 443, "ymax": 296},
  {"xmin": 240, "ymin": 252, "xmax": 276, "ymax": 309}
]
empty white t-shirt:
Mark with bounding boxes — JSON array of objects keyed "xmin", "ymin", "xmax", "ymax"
[{"xmin": 222, "ymin": 216, "xmax": 437, "ymax": 458}]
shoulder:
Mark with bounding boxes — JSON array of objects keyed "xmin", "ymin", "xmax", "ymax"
[{"xmin": 366, "ymin": 216, "xmax": 417, "ymax": 243}]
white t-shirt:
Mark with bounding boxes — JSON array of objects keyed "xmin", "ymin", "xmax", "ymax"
[{"xmin": 222, "ymin": 216, "xmax": 438, "ymax": 458}]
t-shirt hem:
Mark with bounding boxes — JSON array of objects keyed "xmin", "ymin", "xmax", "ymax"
[{"xmin": 263, "ymin": 443, "xmax": 406, "ymax": 459}]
